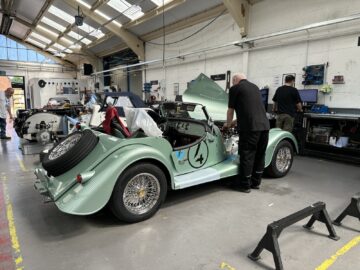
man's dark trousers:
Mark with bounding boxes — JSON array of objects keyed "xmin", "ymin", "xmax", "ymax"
[
  {"xmin": 237, "ymin": 130, "xmax": 269, "ymax": 189},
  {"xmin": 0, "ymin": 118, "xmax": 6, "ymax": 137}
]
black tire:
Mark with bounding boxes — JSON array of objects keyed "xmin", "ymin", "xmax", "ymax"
[
  {"xmin": 265, "ymin": 140, "xmax": 294, "ymax": 178},
  {"xmin": 110, "ymin": 163, "xmax": 167, "ymax": 223},
  {"xmin": 39, "ymin": 149, "xmax": 49, "ymax": 163},
  {"xmin": 42, "ymin": 130, "xmax": 98, "ymax": 176}
]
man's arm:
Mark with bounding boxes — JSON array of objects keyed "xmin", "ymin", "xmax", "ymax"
[
  {"xmin": 273, "ymin": 102, "xmax": 277, "ymax": 113},
  {"xmin": 6, "ymin": 101, "xmax": 12, "ymax": 120},
  {"xmin": 296, "ymin": 102, "xmax": 303, "ymax": 112},
  {"xmin": 226, "ymin": 108, "xmax": 234, "ymax": 127}
]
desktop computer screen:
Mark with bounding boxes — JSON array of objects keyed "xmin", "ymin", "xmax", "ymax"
[{"xmin": 298, "ymin": 89, "xmax": 318, "ymax": 103}]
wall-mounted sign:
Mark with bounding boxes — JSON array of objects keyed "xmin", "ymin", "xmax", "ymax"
[
  {"xmin": 210, "ymin": 74, "xmax": 226, "ymax": 81},
  {"xmin": 150, "ymin": 80, "xmax": 159, "ymax": 85}
]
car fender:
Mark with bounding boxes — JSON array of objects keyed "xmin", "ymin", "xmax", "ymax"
[
  {"xmin": 55, "ymin": 144, "xmax": 174, "ymax": 215},
  {"xmin": 265, "ymin": 128, "xmax": 299, "ymax": 168}
]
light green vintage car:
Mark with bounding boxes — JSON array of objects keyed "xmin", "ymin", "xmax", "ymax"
[{"xmin": 35, "ymin": 99, "xmax": 298, "ymax": 223}]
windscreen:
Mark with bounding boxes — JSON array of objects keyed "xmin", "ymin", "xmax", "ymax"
[{"xmin": 161, "ymin": 103, "xmax": 207, "ymax": 120}]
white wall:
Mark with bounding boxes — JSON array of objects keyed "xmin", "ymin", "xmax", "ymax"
[
  {"xmin": 144, "ymin": 0, "xmax": 360, "ymax": 108},
  {"xmin": 144, "ymin": 13, "xmax": 243, "ymax": 100},
  {"xmin": 1, "ymin": 66, "xmax": 77, "ymax": 106}
]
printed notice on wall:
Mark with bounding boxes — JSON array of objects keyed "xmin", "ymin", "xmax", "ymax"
[{"xmin": 272, "ymin": 75, "xmax": 281, "ymax": 89}]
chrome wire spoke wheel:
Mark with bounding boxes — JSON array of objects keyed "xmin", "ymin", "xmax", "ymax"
[
  {"xmin": 123, "ymin": 173, "xmax": 161, "ymax": 215},
  {"xmin": 48, "ymin": 133, "xmax": 82, "ymax": 160},
  {"xmin": 275, "ymin": 147, "xmax": 292, "ymax": 173}
]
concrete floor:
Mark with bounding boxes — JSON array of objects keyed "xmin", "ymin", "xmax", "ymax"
[{"xmin": 1, "ymin": 128, "xmax": 360, "ymax": 270}]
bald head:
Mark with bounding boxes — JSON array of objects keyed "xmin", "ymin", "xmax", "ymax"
[
  {"xmin": 5, "ymin": 87, "xmax": 14, "ymax": 98},
  {"xmin": 232, "ymin": 73, "xmax": 246, "ymax": 85}
]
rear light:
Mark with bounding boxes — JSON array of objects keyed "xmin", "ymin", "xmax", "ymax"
[
  {"xmin": 75, "ymin": 171, "xmax": 95, "ymax": 184},
  {"xmin": 76, "ymin": 174, "xmax": 82, "ymax": 183}
]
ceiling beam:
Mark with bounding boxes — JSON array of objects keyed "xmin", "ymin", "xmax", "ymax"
[
  {"xmin": 8, "ymin": 34, "xmax": 75, "ymax": 67},
  {"xmin": 86, "ymin": 0, "xmax": 187, "ymax": 50},
  {"xmin": 14, "ymin": 16, "xmax": 99, "ymax": 65},
  {"xmin": 97, "ymin": 4, "xmax": 228, "ymax": 58},
  {"xmin": 143, "ymin": 4, "xmax": 228, "ymax": 42},
  {"xmin": 222, "ymin": 0, "xmax": 248, "ymax": 37},
  {"xmin": 63, "ymin": 0, "xmax": 145, "ymax": 60}
]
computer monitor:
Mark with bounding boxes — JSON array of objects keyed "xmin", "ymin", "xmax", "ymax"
[{"xmin": 298, "ymin": 89, "xmax": 318, "ymax": 103}]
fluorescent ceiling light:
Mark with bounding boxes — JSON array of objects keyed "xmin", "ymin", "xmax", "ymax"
[
  {"xmin": 41, "ymin": 17, "xmax": 66, "ymax": 32},
  {"xmin": 60, "ymin": 37, "xmax": 73, "ymax": 44},
  {"xmin": 81, "ymin": 38, "xmax": 92, "ymax": 45},
  {"xmin": 52, "ymin": 43, "xmax": 66, "ymax": 50},
  {"xmin": 27, "ymin": 38, "xmax": 46, "ymax": 48},
  {"xmin": 55, "ymin": 52, "xmax": 66, "ymax": 58},
  {"xmin": 29, "ymin": 32, "xmax": 52, "ymax": 44},
  {"xmin": 94, "ymin": 10, "xmax": 111, "ymax": 21},
  {"xmin": 112, "ymin": 20, "xmax": 122, "ymax": 28},
  {"xmin": 107, "ymin": 0, "xmax": 144, "ymax": 20},
  {"xmin": 69, "ymin": 44, "xmax": 82, "ymax": 49},
  {"xmin": 76, "ymin": 0, "xmax": 91, "ymax": 9},
  {"xmin": 64, "ymin": 48, "xmax": 73, "ymax": 53},
  {"xmin": 48, "ymin": 5, "xmax": 75, "ymax": 24},
  {"xmin": 36, "ymin": 25, "xmax": 58, "ymax": 37},
  {"xmin": 47, "ymin": 48, "xmax": 57, "ymax": 53},
  {"xmin": 150, "ymin": 0, "xmax": 172, "ymax": 6}
]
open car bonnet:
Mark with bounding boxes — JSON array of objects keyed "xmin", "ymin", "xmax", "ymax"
[{"xmin": 182, "ymin": 73, "xmax": 228, "ymax": 121}]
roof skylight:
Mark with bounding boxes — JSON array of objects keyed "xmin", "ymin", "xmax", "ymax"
[
  {"xmin": 27, "ymin": 38, "xmax": 46, "ymax": 48},
  {"xmin": 29, "ymin": 32, "xmax": 52, "ymax": 44},
  {"xmin": 48, "ymin": 5, "xmax": 75, "ymax": 24},
  {"xmin": 41, "ymin": 17, "xmax": 66, "ymax": 32},
  {"xmin": 77, "ymin": 22, "xmax": 105, "ymax": 39},
  {"xmin": 107, "ymin": 0, "xmax": 144, "ymax": 20},
  {"xmin": 67, "ymin": 31, "xmax": 92, "ymax": 45}
]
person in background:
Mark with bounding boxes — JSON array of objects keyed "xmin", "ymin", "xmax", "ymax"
[
  {"xmin": 272, "ymin": 75, "xmax": 303, "ymax": 132},
  {"xmin": 0, "ymin": 87, "xmax": 14, "ymax": 140},
  {"xmin": 223, "ymin": 74, "xmax": 270, "ymax": 193}
]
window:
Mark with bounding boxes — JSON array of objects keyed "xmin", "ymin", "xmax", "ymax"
[
  {"xmin": 18, "ymin": 49, "xmax": 27, "ymax": 61},
  {"xmin": 0, "ymin": 35, "xmax": 56, "ymax": 64},
  {"xmin": 8, "ymin": 48, "xmax": 17, "ymax": 60},
  {"xmin": 27, "ymin": 50, "xmax": 37, "ymax": 62},
  {"xmin": 41, "ymin": 17, "xmax": 67, "ymax": 32}
]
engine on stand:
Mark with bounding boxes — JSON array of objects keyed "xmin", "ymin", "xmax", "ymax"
[{"xmin": 222, "ymin": 127, "xmax": 239, "ymax": 156}]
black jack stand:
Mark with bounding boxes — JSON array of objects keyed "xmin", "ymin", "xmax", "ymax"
[
  {"xmin": 248, "ymin": 202, "xmax": 339, "ymax": 270},
  {"xmin": 333, "ymin": 193, "xmax": 360, "ymax": 226}
]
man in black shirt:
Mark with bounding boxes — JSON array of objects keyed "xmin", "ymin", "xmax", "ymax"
[
  {"xmin": 272, "ymin": 75, "xmax": 302, "ymax": 132},
  {"xmin": 224, "ymin": 74, "xmax": 270, "ymax": 193}
]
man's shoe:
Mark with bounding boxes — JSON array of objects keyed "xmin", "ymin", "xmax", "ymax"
[
  {"xmin": 251, "ymin": 185, "xmax": 260, "ymax": 190},
  {"xmin": 0, "ymin": 136, "xmax": 11, "ymax": 140},
  {"xmin": 237, "ymin": 187, "xmax": 251, "ymax": 193}
]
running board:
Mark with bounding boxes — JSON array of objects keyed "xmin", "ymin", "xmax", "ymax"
[{"xmin": 173, "ymin": 155, "xmax": 239, "ymax": 189}]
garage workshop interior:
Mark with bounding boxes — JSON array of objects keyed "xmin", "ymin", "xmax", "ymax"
[{"xmin": 0, "ymin": 0, "xmax": 360, "ymax": 269}]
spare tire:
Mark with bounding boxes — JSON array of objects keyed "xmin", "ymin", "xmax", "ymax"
[{"xmin": 42, "ymin": 130, "xmax": 98, "ymax": 176}]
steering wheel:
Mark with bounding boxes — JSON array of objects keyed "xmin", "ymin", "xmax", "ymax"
[{"xmin": 158, "ymin": 121, "xmax": 168, "ymax": 133}]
